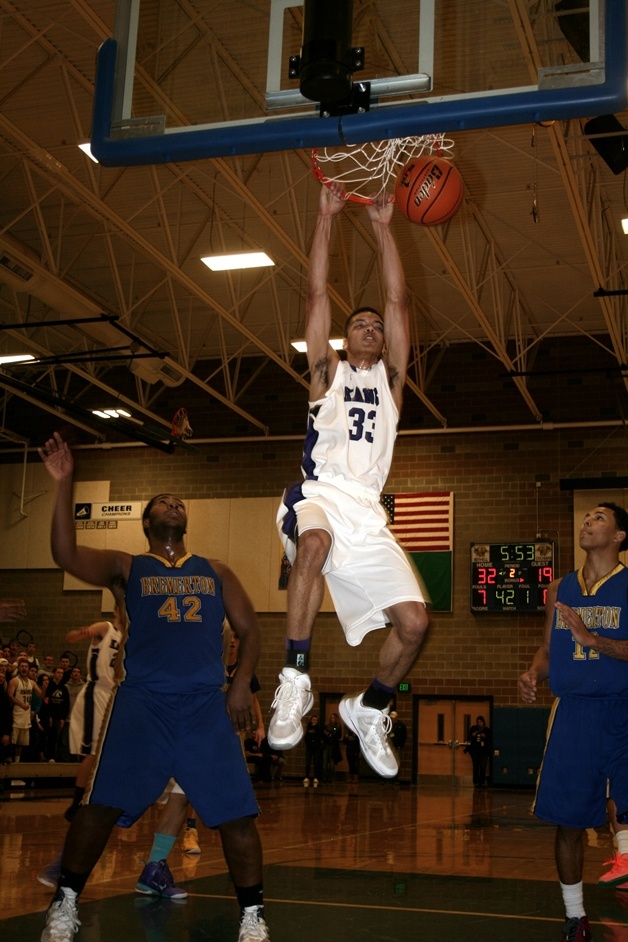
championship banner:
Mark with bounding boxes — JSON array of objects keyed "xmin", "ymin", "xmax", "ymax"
[
  {"xmin": 381, "ymin": 491, "xmax": 454, "ymax": 612},
  {"xmin": 74, "ymin": 501, "xmax": 143, "ymax": 521}
]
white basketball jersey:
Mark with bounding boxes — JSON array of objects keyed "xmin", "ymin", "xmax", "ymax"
[
  {"xmin": 85, "ymin": 621, "xmax": 122, "ymax": 688},
  {"xmin": 302, "ymin": 358, "xmax": 398, "ymax": 496}
]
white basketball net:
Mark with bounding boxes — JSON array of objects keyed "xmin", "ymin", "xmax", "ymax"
[{"xmin": 312, "ymin": 133, "xmax": 455, "ymax": 204}]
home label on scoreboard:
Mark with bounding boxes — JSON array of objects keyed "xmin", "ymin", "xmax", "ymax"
[{"xmin": 470, "ymin": 542, "xmax": 554, "ymax": 613}]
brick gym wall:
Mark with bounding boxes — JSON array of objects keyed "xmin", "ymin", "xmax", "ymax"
[{"xmin": 0, "ymin": 424, "xmax": 625, "ymax": 776}]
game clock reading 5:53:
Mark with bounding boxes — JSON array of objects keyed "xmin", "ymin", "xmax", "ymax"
[{"xmin": 470, "ymin": 542, "xmax": 554, "ymax": 612}]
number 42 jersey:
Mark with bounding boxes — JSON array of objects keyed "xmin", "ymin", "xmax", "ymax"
[{"xmin": 122, "ymin": 552, "xmax": 226, "ymax": 694}]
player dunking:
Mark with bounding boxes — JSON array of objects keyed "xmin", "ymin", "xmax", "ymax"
[
  {"xmin": 38, "ymin": 432, "xmax": 269, "ymax": 942},
  {"xmin": 269, "ymin": 183, "xmax": 429, "ymax": 777}
]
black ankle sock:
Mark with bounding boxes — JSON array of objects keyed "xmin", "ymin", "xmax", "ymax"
[
  {"xmin": 361, "ymin": 680, "xmax": 395, "ymax": 711},
  {"xmin": 285, "ymin": 639, "xmax": 311, "ymax": 672},
  {"xmin": 58, "ymin": 868, "xmax": 89, "ymax": 896},
  {"xmin": 235, "ymin": 881, "xmax": 264, "ymax": 912}
]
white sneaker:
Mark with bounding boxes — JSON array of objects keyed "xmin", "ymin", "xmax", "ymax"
[
  {"xmin": 303, "ymin": 778, "xmax": 310, "ymax": 787},
  {"xmin": 41, "ymin": 888, "xmax": 81, "ymax": 942},
  {"xmin": 267, "ymin": 668, "xmax": 313, "ymax": 749},
  {"xmin": 339, "ymin": 694, "xmax": 398, "ymax": 778},
  {"xmin": 238, "ymin": 906, "xmax": 270, "ymax": 942},
  {"xmin": 313, "ymin": 778, "xmax": 319, "ymax": 788}
]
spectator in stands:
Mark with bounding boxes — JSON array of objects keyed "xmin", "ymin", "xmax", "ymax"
[
  {"xmin": 38, "ymin": 655, "xmax": 56, "ymax": 679},
  {"xmin": 58, "ymin": 655, "xmax": 72, "ymax": 684},
  {"xmin": 66, "ymin": 667, "xmax": 85, "ymax": 714},
  {"xmin": 26, "ymin": 665, "xmax": 46, "ymax": 761},
  {"xmin": 7, "ymin": 639, "xmax": 20, "ymax": 669},
  {"xmin": 45, "ymin": 666, "xmax": 70, "ymax": 762},
  {"xmin": 322, "ymin": 713, "xmax": 343, "ymax": 782},
  {"xmin": 303, "ymin": 715, "xmax": 323, "ymax": 787},
  {"xmin": 26, "ymin": 641, "xmax": 40, "ymax": 672},
  {"xmin": 8, "ymin": 656, "xmax": 42, "ymax": 761},
  {"xmin": 0, "ymin": 658, "xmax": 13, "ymax": 763}
]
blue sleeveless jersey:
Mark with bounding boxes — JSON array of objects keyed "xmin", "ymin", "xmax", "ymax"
[
  {"xmin": 550, "ymin": 565, "xmax": 628, "ymax": 698},
  {"xmin": 122, "ymin": 553, "xmax": 226, "ymax": 693}
]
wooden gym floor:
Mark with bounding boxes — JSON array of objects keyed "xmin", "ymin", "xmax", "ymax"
[{"xmin": 1, "ymin": 777, "xmax": 627, "ymax": 942}]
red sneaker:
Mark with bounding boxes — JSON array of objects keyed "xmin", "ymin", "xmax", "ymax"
[
  {"xmin": 600, "ymin": 853, "xmax": 628, "ymax": 888},
  {"xmin": 561, "ymin": 916, "xmax": 592, "ymax": 942}
]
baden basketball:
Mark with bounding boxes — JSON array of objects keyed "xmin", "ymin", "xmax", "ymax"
[{"xmin": 395, "ymin": 156, "xmax": 463, "ymax": 226}]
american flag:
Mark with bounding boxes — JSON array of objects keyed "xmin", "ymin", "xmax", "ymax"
[{"xmin": 381, "ymin": 492, "xmax": 453, "ymax": 552}]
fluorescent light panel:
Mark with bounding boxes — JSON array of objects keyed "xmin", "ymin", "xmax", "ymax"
[
  {"xmin": 291, "ymin": 338, "xmax": 344, "ymax": 353},
  {"xmin": 201, "ymin": 252, "xmax": 274, "ymax": 271},
  {"xmin": 78, "ymin": 142, "xmax": 99, "ymax": 163},
  {"xmin": 92, "ymin": 408, "xmax": 132, "ymax": 419},
  {"xmin": 0, "ymin": 353, "xmax": 35, "ymax": 364}
]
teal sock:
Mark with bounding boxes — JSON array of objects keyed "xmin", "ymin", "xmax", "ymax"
[{"xmin": 148, "ymin": 833, "xmax": 176, "ymax": 863}]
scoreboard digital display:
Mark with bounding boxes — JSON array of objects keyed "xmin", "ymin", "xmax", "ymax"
[{"xmin": 470, "ymin": 542, "xmax": 554, "ymax": 613}]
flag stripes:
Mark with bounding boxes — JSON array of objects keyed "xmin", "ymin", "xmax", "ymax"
[{"xmin": 381, "ymin": 492, "xmax": 453, "ymax": 552}]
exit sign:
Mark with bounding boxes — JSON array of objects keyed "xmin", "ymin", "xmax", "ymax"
[{"xmin": 397, "ymin": 682, "xmax": 411, "ymax": 693}]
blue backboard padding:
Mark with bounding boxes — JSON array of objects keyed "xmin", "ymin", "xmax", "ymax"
[{"xmin": 91, "ymin": 3, "xmax": 627, "ymax": 167}]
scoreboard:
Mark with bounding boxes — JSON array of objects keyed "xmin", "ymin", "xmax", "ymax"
[{"xmin": 470, "ymin": 542, "xmax": 554, "ymax": 613}]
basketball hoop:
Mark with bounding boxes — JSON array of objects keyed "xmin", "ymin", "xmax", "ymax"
[
  {"xmin": 171, "ymin": 407, "xmax": 193, "ymax": 440},
  {"xmin": 312, "ymin": 133, "xmax": 455, "ymax": 204}
]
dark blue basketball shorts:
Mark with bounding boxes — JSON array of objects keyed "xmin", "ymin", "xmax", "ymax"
[
  {"xmin": 534, "ymin": 695, "xmax": 628, "ymax": 829},
  {"xmin": 87, "ymin": 684, "xmax": 259, "ymax": 828}
]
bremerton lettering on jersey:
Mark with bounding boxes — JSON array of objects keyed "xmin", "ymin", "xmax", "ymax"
[
  {"xmin": 140, "ymin": 575, "xmax": 216, "ymax": 596},
  {"xmin": 556, "ymin": 606, "xmax": 620, "ymax": 631}
]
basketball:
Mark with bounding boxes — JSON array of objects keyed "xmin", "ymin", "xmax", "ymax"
[{"xmin": 394, "ymin": 156, "xmax": 463, "ymax": 226}]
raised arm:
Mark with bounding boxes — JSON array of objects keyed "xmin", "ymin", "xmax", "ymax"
[
  {"xmin": 65, "ymin": 620, "xmax": 110, "ymax": 645},
  {"xmin": 366, "ymin": 197, "xmax": 410, "ymax": 411},
  {"xmin": 38, "ymin": 432, "xmax": 131, "ymax": 590},
  {"xmin": 305, "ymin": 184, "xmax": 347, "ymax": 399}
]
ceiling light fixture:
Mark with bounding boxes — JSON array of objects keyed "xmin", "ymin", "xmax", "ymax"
[
  {"xmin": 78, "ymin": 142, "xmax": 99, "ymax": 163},
  {"xmin": 622, "ymin": 217, "xmax": 628, "ymax": 235},
  {"xmin": 0, "ymin": 353, "xmax": 35, "ymax": 364},
  {"xmin": 291, "ymin": 338, "xmax": 344, "ymax": 353},
  {"xmin": 92, "ymin": 407, "xmax": 132, "ymax": 419},
  {"xmin": 201, "ymin": 252, "xmax": 274, "ymax": 271}
]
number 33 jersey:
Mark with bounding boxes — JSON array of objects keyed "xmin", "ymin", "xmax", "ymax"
[{"xmin": 302, "ymin": 359, "xmax": 398, "ymax": 497}]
